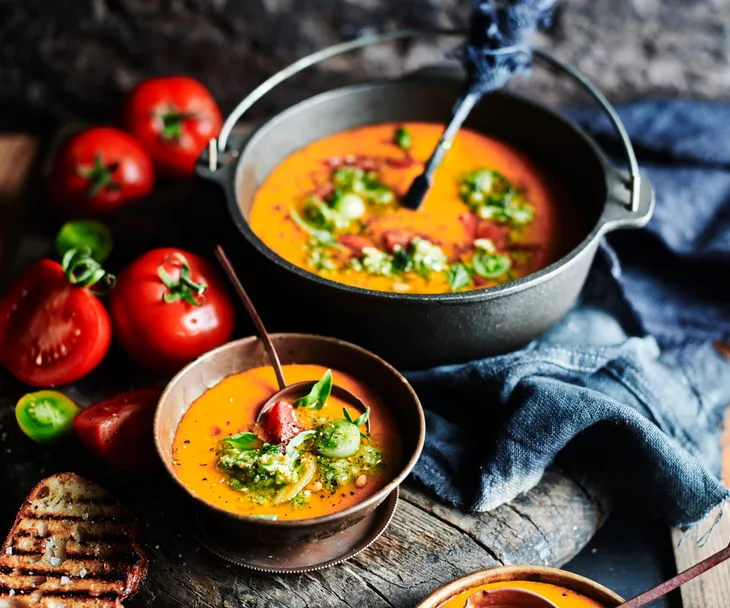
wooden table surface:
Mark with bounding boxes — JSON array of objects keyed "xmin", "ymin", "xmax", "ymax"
[{"xmin": 0, "ymin": 134, "xmax": 728, "ymax": 607}]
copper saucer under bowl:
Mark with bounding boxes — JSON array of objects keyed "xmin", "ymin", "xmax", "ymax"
[{"xmin": 192, "ymin": 487, "xmax": 398, "ymax": 573}]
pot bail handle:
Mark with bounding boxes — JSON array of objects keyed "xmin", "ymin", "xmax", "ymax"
[
  {"xmin": 208, "ymin": 30, "xmax": 641, "ymax": 213},
  {"xmin": 531, "ymin": 49, "xmax": 641, "ymax": 213},
  {"xmin": 210, "ymin": 29, "xmax": 437, "ymax": 171}
]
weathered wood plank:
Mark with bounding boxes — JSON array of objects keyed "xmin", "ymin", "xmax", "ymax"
[
  {"xmin": 668, "ymin": 345, "xmax": 730, "ymax": 608},
  {"xmin": 1, "ymin": 0, "xmax": 729, "ymax": 127},
  {"xmin": 671, "ymin": 506, "xmax": 730, "ymax": 608}
]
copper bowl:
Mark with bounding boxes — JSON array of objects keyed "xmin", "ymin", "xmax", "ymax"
[
  {"xmin": 154, "ymin": 333, "xmax": 425, "ymax": 545},
  {"xmin": 417, "ymin": 565, "xmax": 624, "ymax": 607}
]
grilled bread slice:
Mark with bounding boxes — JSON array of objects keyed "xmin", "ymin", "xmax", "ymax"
[{"xmin": 0, "ymin": 472, "xmax": 148, "ymax": 607}]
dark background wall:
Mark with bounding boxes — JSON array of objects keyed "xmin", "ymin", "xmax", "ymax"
[{"xmin": 0, "ymin": 0, "xmax": 728, "ymax": 128}]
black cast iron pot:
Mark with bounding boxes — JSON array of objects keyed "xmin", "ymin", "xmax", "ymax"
[{"xmin": 198, "ymin": 30, "xmax": 654, "ymax": 369}]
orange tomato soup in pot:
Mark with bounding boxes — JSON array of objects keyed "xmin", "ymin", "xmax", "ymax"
[
  {"xmin": 440, "ymin": 581, "xmax": 606, "ymax": 608},
  {"xmin": 172, "ymin": 364, "xmax": 400, "ymax": 520},
  {"xmin": 249, "ymin": 122, "xmax": 579, "ymax": 294}
]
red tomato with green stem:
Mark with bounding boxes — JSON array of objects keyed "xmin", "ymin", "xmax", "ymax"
[
  {"xmin": 73, "ymin": 388, "xmax": 162, "ymax": 471},
  {"xmin": 0, "ymin": 250, "xmax": 114, "ymax": 386},
  {"xmin": 109, "ymin": 248, "xmax": 236, "ymax": 375},
  {"xmin": 122, "ymin": 77, "xmax": 223, "ymax": 177},
  {"xmin": 49, "ymin": 127, "xmax": 154, "ymax": 217}
]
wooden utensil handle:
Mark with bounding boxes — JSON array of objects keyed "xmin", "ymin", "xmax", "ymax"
[{"xmin": 620, "ymin": 542, "xmax": 730, "ymax": 607}]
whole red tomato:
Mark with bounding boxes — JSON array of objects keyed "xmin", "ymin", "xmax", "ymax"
[
  {"xmin": 0, "ymin": 251, "xmax": 113, "ymax": 386},
  {"xmin": 49, "ymin": 127, "xmax": 154, "ymax": 217},
  {"xmin": 109, "ymin": 248, "xmax": 236, "ymax": 374},
  {"xmin": 73, "ymin": 388, "xmax": 162, "ymax": 471},
  {"xmin": 122, "ymin": 77, "xmax": 223, "ymax": 178}
]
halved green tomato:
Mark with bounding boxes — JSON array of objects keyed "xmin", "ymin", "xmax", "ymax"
[
  {"xmin": 55, "ymin": 220, "xmax": 113, "ymax": 263},
  {"xmin": 315, "ymin": 418, "xmax": 361, "ymax": 458},
  {"xmin": 16, "ymin": 390, "xmax": 79, "ymax": 443}
]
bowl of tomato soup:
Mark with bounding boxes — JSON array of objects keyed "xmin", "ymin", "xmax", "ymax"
[
  {"xmin": 154, "ymin": 333, "xmax": 424, "ymax": 544},
  {"xmin": 417, "ymin": 565, "xmax": 623, "ymax": 608},
  {"xmin": 200, "ymin": 33, "xmax": 654, "ymax": 368}
]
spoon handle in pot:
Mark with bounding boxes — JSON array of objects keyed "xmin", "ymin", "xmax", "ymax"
[
  {"xmin": 401, "ymin": 89, "xmax": 481, "ymax": 210},
  {"xmin": 618, "ymin": 541, "xmax": 730, "ymax": 607},
  {"xmin": 214, "ymin": 245, "xmax": 287, "ymax": 390}
]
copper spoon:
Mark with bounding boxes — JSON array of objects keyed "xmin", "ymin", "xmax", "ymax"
[
  {"xmin": 462, "ymin": 540, "xmax": 730, "ymax": 608},
  {"xmin": 214, "ymin": 245, "xmax": 370, "ymax": 431}
]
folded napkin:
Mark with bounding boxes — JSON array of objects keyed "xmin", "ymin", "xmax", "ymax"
[{"xmin": 405, "ymin": 100, "xmax": 730, "ymax": 528}]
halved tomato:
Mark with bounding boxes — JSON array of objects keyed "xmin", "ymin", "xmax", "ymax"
[
  {"xmin": 264, "ymin": 401, "xmax": 300, "ymax": 446},
  {"xmin": 0, "ymin": 256, "xmax": 112, "ymax": 387},
  {"xmin": 73, "ymin": 388, "xmax": 163, "ymax": 471}
]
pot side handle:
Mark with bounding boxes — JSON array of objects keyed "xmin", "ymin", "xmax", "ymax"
[
  {"xmin": 600, "ymin": 167, "xmax": 655, "ymax": 233},
  {"xmin": 197, "ymin": 131, "xmax": 254, "ymax": 184}
]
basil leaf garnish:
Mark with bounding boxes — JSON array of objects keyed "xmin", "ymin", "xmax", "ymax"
[
  {"xmin": 221, "ymin": 432, "xmax": 261, "ymax": 451},
  {"xmin": 352, "ymin": 407, "xmax": 370, "ymax": 429},
  {"xmin": 290, "ymin": 209, "xmax": 342, "ymax": 248},
  {"xmin": 293, "ymin": 369, "xmax": 333, "ymax": 410},
  {"xmin": 447, "ymin": 264, "xmax": 472, "ymax": 291},
  {"xmin": 394, "ymin": 126, "xmax": 412, "ymax": 150},
  {"xmin": 285, "ymin": 429, "xmax": 317, "ymax": 458}
]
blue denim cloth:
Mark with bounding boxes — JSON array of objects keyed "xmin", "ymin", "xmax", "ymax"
[{"xmin": 405, "ymin": 100, "xmax": 730, "ymax": 528}]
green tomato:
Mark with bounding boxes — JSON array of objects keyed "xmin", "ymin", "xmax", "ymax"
[
  {"xmin": 315, "ymin": 419, "xmax": 361, "ymax": 459},
  {"xmin": 56, "ymin": 220, "xmax": 113, "ymax": 263},
  {"xmin": 16, "ymin": 390, "xmax": 79, "ymax": 443}
]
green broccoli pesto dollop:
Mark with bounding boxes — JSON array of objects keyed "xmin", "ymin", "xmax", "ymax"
[
  {"xmin": 217, "ymin": 442, "xmax": 303, "ymax": 504},
  {"xmin": 317, "ymin": 444, "xmax": 385, "ymax": 493},
  {"xmin": 216, "ymin": 420, "xmax": 385, "ymax": 506},
  {"xmin": 458, "ymin": 168, "xmax": 535, "ymax": 227}
]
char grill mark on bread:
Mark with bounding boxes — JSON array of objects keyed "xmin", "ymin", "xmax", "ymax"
[{"xmin": 0, "ymin": 473, "xmax": 148, "ymax": 607}]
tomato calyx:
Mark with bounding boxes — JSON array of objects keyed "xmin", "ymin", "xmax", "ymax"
[
  {"xmin": 77, "ymin": 153, "xmax": 121, "ymax": 198},
  {"xmin": 157, "ymin": 253, "xmax": 207, "ymax": 306},
  {"xmin": 158, "ymin": 105, "xmax": 196, "ymax": 141},
  {"xmin": 62, "ymin": 248, "xmax": 116, "ymax": 294}
]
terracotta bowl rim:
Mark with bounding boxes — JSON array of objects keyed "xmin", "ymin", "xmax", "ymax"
[
  {"xmin": 154, "ymin": 332, "xmax": 426, "ymax": 528},
  {"xmin": 415, "ymin": 564, "xmax": 625, "ymax": 607}
]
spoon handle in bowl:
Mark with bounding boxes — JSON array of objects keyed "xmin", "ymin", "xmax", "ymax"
[
  {"xmin": 618, "ymin": 542, "xmax": 730, "ymax": 607},
  {"xmin": 214, "ymin": 245, "xmax": 288, "ymax": 390}
]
